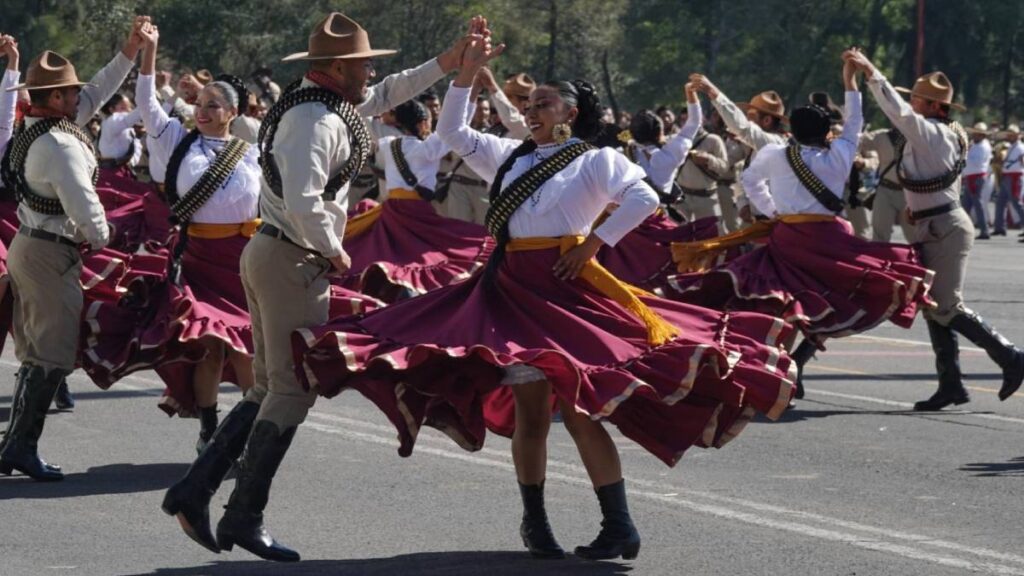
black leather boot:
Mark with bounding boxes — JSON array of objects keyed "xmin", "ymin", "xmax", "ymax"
[
  {"xmin": 53, "ymin": 377, "xmax": 74, "ymax": 411},
  {"xmin": 162, "ymin": 401, "xmax": 259, "ymax": 553},
  {"xmin": 574, "ymin": 480, "xmax": 641, "ymax": 561},
  {"xmin": 518, "ymin": 481, "xmax": 565, "ymax": 559},
  {"xmin": 196, "ymin": 404, "xmax": 219, "ymax": 454},
  {"xmin": 215, "ymin": 420, "xmax": 300, "ymax": 562},
  {"xmin": 914, "ymin": 320, "xmax": 970, "ymax": 411},
  {"xmin": 790, "ymin": 338, "xmax": 818, "ymax": 401},
  {"xmin": 0, "ymin": 365, "xmax": 65, "ymax": 481},
  {"xmin": 949, "ymin": 310, "xmax": 1024, "ymax": 401}
]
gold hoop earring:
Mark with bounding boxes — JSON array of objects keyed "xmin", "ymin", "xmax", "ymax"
[{"xmin": 552, "ymin": 123, "xmax": 573, "ymax": 144}]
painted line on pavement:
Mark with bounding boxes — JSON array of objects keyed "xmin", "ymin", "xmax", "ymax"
[
  {"xmin": 809, "ymin": 363, "xmax": 1002, "ymax": 395},
  {"xmin": 849, "ymin": 334, "xmax": 984, "ymax": 353},
  {"xmin": 301, "ymin": 413, "xmax": 1024, "ymax": 575},
  {"xmin": 806, "ymin": 389, "xmax": 1024, "ymax": 426}
]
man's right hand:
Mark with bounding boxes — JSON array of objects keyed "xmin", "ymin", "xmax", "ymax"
[
  {"xmin": 329, "ymin": 251, "xmax": 351, "ymax": 274},
  {"xmin": 688, "ymin": 73, "xmax": 720, "ymax": 100}
]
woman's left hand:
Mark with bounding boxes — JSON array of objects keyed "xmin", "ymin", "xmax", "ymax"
[{"xmin": 553, "ymin": 235, "xmax": 604, "ymax": 281}]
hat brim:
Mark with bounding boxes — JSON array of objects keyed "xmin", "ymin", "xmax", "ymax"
[
  {"xmin": 738, "ymin": 102, "xmax": 789, "ymax": 123},
  {"xmin": 6, "ymin": 80, "xmax": 93, "ymax": 93},
  {"xmin": 281, "ymin": 48, "xmax": 398, "ymax": 62},
  {"xmin": 894, "ymin": 86, "xmax": 967, "ymax": 111}
]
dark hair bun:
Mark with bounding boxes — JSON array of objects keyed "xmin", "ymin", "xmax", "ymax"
[
  {"xmin": 629, "ymin": 109, "xmax": 663, "ymax": 146},
  {"xmin": 394, "ymin": 99, "xmax": 430, "ymax": 138},
  {"xmin": 215, "ymin": 74, "xmax": 249, "ymax": 114},
  {"xmin": 568, "ymin": 79, "xmax": 603, "ymax": 141},
  {"xmin": 790, "ymin": 105, "xmax": 831, "ymax": 145}
]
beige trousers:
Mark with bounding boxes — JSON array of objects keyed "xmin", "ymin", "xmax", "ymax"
[
  {"xmin": 241, "ymin": 233, "xmax": 332, "ymax": 428},
  {"xmin": 8, "ymin": 233, "xmax": 82, "ymax": 373},
  {"xmin": 871, "ymin": 186, "xmax": 913, "ymax": 242},
  {"xmin": 677, "ymin": 194, "xmax": 718, "ymax": 223},
  {"xmin": 914, "ymin": 208, "xmax": 973, "ymax": 326},
  {"xmin": 445, "ymin": 181, "xmax": 490, "ymax": 226},
  {"xmin": 716, "ymin": 184, "xmax": 741, "ymax": 233}
]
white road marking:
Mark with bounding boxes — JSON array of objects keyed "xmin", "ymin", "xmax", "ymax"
[
  {"xmin": 806, "ymin": 389, "xmax": 1024, "ymax": 426},
  {"xmin": 850, "ymin": 333, "xmax": 984, "ymax": 353}
]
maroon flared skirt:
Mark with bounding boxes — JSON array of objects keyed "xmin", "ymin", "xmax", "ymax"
[
  {"xmin": 80, "ymin": 233, "xmax": 384, "ymax": 417},
  {"xmin": 340, "ymin": 198, "xmax": 495, "ymax": 303},
  {"xmin": 96, "ymin": 166, "xmax": 152, "ymax": 211},
  {"xmin": 663, "ymin": 217, "xmax": 935, "ymax": 346},
  {"xmin": 295, "ymin": 244, "xmax": 796, "ymax": 467},
  {"xmin": 598, "ymin": 214, "xmax": 720, "ymax": 290}
]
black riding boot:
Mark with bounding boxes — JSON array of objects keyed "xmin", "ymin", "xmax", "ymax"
[
  {"xmin": 215, "ymin": 420, "xmax": 300, "ymax": 562},
  {"xmin": 574, "ymin": 480, "xmax": 641, "ymax": 561},
  {"xmin": 0, "ymin": 364, "xmax": 65, "ymax": 481},
  {"xmin": 162, "ymin": 401, "xmax": 259, "ymax": 553},
  {"xmin": 914, "ymin": 319, "xmax": 969, "ymax": 411},
  {"xmin": 518, "ymin": 481, "xmax": 565, "ymax": 559},
  {"xmin": 790, "ymin": 338, "xmax": 818, "ymax": 400},
  {"xmin": 53, "ymin": 377, "xmax": 74, "ymax": 411},
  {"xmin": 949, "ymin": 310, "xmax": 1024, "ymax": 401}
]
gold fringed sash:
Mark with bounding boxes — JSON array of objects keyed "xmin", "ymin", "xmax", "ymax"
[
  {"xmin": 670, "ymin": 214, "xmax": 838, "ymax": 273},
  {"xmin": 343, "ymin": 188, "xmax": 421, "ymax": 240},
  {"xmin": 187, "ymin": 219, "xmax": 262, "ymax": 239},
  {"xmin": 507, "ymin": 235, "xmax": 680, "ymax": 346}
]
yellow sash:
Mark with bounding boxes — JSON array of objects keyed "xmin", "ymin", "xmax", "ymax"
[
  {"xmin": 507, "ymin": 236, "xmax": 679, "ymax": 346},
  {"xmin": 343, "ymin": 188, "xmax": 422, "ymax": 240},
  {"xmin": 670, "ymin": 214, "xmax": 838, "ymax": 273},
  {"xmin": 187, "ymin": 219, "xmax": 261, "ymax": 239}
]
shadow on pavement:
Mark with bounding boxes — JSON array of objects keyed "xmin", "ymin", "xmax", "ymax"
[
  {"xmin": 121, "ymin": 552, "xmax": 633, "ymax": 576},
  {"xmin": 0, "ymin": 462, "xmax": 189, "ymax": 499},
  {"xmin": 960, "ymin": 456, "xmax": 1024, "ymax": 477}
]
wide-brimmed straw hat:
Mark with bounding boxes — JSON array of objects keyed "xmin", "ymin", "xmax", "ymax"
[
  {"xmin": 282, "ymin": 13, "xmax": 397, "ymax": 62},
  {"xmin": 7, "ymin": 51, "xmax": 94, "ymax": 92},
  {"xmin": 966, "ymin": 121, "xmax": 990, "ymax": 135},
  {"xmin": 895, "ymin": 71, "xmax": 966, "ymax": 111},
  {"xmin": 738, "ymin": 90, "xmax": 787, "ymax": 121},
  {"xmin": 503, "ymin": 73, "xmax": 536, "ymax": 100},
  {"xmin": 996, "ymin": 124, "xmax": 1021, "ymax": 139}
]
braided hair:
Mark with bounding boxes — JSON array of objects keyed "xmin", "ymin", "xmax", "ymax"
[
  {"xmin": 543, "ymin": 79, "xmax": 605, "ymax": 141},
  {"xmin": 482, "ymin": 139, "xmax": 539, "ymax": 285}
]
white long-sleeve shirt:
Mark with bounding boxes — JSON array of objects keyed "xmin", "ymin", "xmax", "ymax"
[
  {"xmin": 866, "ymin": 70, "xmax": 964, "ymax": 211},
  {"xmin": 378, "ymin": 133, "xmax": 449, "ymax": 195},
  {"xmin": 0, "ymin": 69, "xmax": 21, "ymax": 183},
  {"xmin": 711, "ymin": 92, "xmax": 788, "ymax": 152},
  {"xmin": 437, "ymin": 83, "xmax": 657, "ymax": 245},
  {"xmin": 629, "ymin": 102, "xmax": 700, "ymax": 193},
  {"xmin": 99, "ymin": 108, "xmax": 143, "ymax": 165},
  {"xmin": 489, "ymin": 89, "xmax": 531, "ymax": 140},
  {"xmin": 964, "ymin": 138, "xmax": 992, "ymax": 177},
  {"xmin": 136, "ymin": 74, "xmax": 260, "ymax": 223},
  {"xmin": 742, "ymin": 91, "xmax": 863, "ymax": 217},
  {"xmin": 1002, "ymin": 141, "xmax": 1024, "ymax": 175},
  {"xmin": 259, "ymin": 59, "xmax": 446, "ymax": 258}
]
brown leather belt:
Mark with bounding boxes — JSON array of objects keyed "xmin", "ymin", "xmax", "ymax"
[
  {"xmin": 910, "ymin": 200, "xmax": 960, "ymax": 221},
  {"xmin": 18, "ymin": 225, "xmax": 77, "ymax": 247},
  {"xmin": 450, "ymin": 174, "xmax": 488, "ymax": 187},
  {"xmin": 680, "ymin": 186, "xmax": 717, "ymax": 198}
]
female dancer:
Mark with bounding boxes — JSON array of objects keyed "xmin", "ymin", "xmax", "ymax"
[
  {"xmin": 340, "ymin": 96, "xmax": 493, "ymax": 302},
  {"xmin": 667, "ymin": 54, "xmax": 935, "ymax": 400},
  {"xmin": 598, "ymin": 96, "xmax": 721, "ymax": 290},
  {"xmin": 295, "ymin": 31, "xmax": 796, "ymax": 561}
]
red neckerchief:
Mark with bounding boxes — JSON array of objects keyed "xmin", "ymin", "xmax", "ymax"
[
  {"xmin": 26, "ymin": 105, "xmax": 69, "ymax": 119},
  {"xmin": 15, "ymin": 100, "xmax": 30, "ymax": 124},
  {"xmin": 305, "ymin": 71, "xmax": 348, "ymax": 98}
]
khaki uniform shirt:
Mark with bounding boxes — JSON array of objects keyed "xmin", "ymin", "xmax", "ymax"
[
  {"xmin": 19, "ymin": 52, "xmax": 135, "ymax": 249},
  {"xmin": 259, "ymin": 59, "xmax": 445, "ymax": 258}
]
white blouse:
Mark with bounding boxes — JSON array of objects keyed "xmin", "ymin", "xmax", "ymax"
[
  {"xmin": 137, "ymin": 73, "xmax": 259, "ymax": 223},
  {"xmin": 629, "ymin": 102, "xmax": 701, "ymax": 193},
  {"xmin": 0, "ymin": 69, "xmax": 20, "ymax": 187},
  {"xmin": 437, "ymin": 84, "xmax": 657, "ymax": 246},
  {"xmin": 378, "ymin": 133, "xmax": 449, "ymax": 196},
  {"xmin": 99, "ymin": 109, "xmax": 143, "ymax": 165}
]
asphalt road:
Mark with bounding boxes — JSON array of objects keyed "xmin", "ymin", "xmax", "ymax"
[{"xmin": 3, "ymin": 233, "xmax": 1024, "ymax": 576}]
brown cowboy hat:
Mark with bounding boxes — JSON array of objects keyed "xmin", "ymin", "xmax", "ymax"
[
  {"xmin": 503, "ymin": 73, "xmax": 536, "ymax": 100},
  {"xmin": 7, "ymin": 51, "xmax": 94, "ymax": 92},
  {"xmin": 195, "ymin": 69, "xmax": 213, "ymax": 85},
  {"xmin": 895, "ymin": 71, "xmax": 966, "ymax": 111},
  {"xmin": 738, "ymin": 90, "xmax": 787, "ymax": 121},
  {"xmin": 282, "ymin": 13, "xmax": 397, "ymax": 62},
  {"xmin": 965, "ymin": 121, "xmax": 991, "ymax": 135},
  {"xmin": 995, "ymin": 123, "xmax": 1021, "ymax": 139}
]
